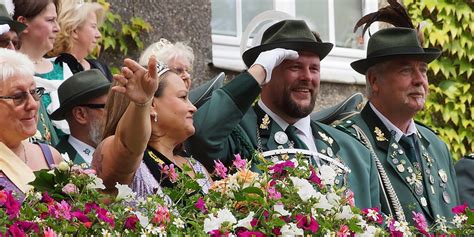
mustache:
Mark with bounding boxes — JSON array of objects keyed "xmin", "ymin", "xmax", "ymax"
[{"xmin": 407, "ymin": 87, "xmax": 426, "ymax": 95}]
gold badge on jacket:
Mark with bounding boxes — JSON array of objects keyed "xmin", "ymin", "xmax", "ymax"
[
  {"xmin": 260, "ymin": 114, "xmax": 270, "ymax": 130},
  {"xmin": 374, "ymin": 127, "xmax": 388, "ymax": 141}
]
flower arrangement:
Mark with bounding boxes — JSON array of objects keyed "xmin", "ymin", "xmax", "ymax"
[{"xmin": 0, "ymin": 154, "xmax": 473, "ymax": 236}]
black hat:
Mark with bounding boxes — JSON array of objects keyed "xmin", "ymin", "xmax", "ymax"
[
  {"xmin": 242, "ymin": 19, "xmax": 333, "ymax": 67},
  {"xmin": 0, "ymin": 4, "xmax": 26, "ymax": 34},
  {"xmin": 351, "ymin": 27, "xmax": 441, "ymax": 74},
  {"xmin": 50, "ymin": 69, "xmax": 111, "ymax": 120}
]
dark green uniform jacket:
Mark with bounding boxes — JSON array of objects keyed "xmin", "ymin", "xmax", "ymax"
[
  {"xmin": 337, "ymin": 104, "xmax": 460, "ymax": 225},
  {"xmin": 188, "ymin": 72, "xmax": 380, "ymax": 209},
  {"xmin": 55, "ymin": 135, "xmax": 88, "ymax": 166},
  {"xmin": 454, "ymin": 156, "xmax": 474, "ymax": 208}
]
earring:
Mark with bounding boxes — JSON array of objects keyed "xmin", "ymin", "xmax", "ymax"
[{"xmin": 152, "ymin": 113, "xmax": 158, "ymax": 123}]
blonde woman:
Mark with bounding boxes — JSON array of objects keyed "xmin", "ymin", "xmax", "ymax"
[{"xmin": 50, "ymin": 0, "xmax": 112, "ymax": 81}]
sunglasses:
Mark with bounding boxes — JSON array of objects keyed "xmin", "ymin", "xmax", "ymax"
[
  {"xmin": 78, "ymin": 103, "xmax": 106, "ymax": 109},
  {"xmin": 0, "ymin": 87, "xmax": 45, "ymax": 106},
  {"xmin": 0, "ymin": 35, "xmax": 20, "ymax": 49}
]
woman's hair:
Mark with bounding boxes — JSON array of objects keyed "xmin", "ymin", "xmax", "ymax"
[
  {"xmin": 0, "ymin": 48, "xmax": 35, "ymax": 81},
  {"xmin": 13, "ymin": 0, "xmax": 60, "ymax": 20},
  {"xmin": 139, "ymin": 38, "xmax": 194, "ymax": 68},
  {"xmin": 101, "ymin": 71, "xmax": 170, "ymax": 140},
  {"xmin": 50, "ymin": 0, "xmax": 105, "ymax": 56}
]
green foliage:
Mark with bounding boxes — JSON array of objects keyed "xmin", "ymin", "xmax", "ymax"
[
  {"xmin": 89, "ymin": 0, "xmax": 152, "ymax": 72},
  {"xmin": 403, "ymin": 0, "xmax": 473, "ymax": 161}
]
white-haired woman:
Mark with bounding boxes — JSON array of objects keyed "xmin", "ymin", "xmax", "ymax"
[
  {"xmin": 0, "ymin": 48, "xmax": 62, "ymax": 200},
  {"xmin": 139, "ymin": 38, "xmax": 194, "ymax": 89}
]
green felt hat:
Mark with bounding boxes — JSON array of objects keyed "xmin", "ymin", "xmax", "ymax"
[
  {"xmin": 242, "ymin": 19, "xmax": 333, "ymax": 67},
  {"xmin": 51, "ymin": 69, "xmax": 111, "ymax": 120},
  {"xmin": 0, "ymin": 4, "xmax": 26, "ymax": 34},
  {"xmin": 351, "ymin": 27, "xmax": 441, "ymax": 74}
]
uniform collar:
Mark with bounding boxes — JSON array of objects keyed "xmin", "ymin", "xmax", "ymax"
[
  {"xmin": 258, "ymin": 99, "xmax": 312, "ymax": 139},
  {"xmin": 369, "ymin": 102, "xmax": 417, "ymax": 142},
  {"xmin": 67, "ymin": 135, "xmax": 95, "ymax": 165}
]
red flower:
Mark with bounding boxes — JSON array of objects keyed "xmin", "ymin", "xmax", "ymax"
[
  {"xmin": 269, "ymin": 160, "xmax": 295, "ymax": 176},
  {"xmin": 194, "ymin": 197, "xmax": 208, "ymax": 213},
  {"xmin": 4, "ymin": 191, "xmax": 20, "ymax": 219},
  {"xmin": 96, "ymin": 207, "xmax": 115, "ymax": 227},
  {"xmin": 308, "ymin": 166, "xmax": 322, "ymax": 188},
  {"xmin": 237, "ymin": 230, "xmax": 266, "ymax": 237},
  {"xmin": 361, "ymin": 207, "xmax": 383, "ymax": 224},
  {"xmin": 124, "ymin": 215, "xmax": 139, "ymax": 230},
  {"xmin": 71, "ymin": 211, "xmax": 90, "ymax": 223},
  {"xmin": 295, "ymin": 214, "xmax": 319, "ymax": 233},
  {"xmin": 452, "ymin": 203, "xmax": 469, "ymax": 215},
  {"xmin": 40, "ymin": 192, "xmax": 54, "ymax": 204}
]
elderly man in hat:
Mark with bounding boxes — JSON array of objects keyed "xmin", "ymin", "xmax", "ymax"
[
  {"xmin": 188, "ymin": 19, "xmax": 380, "ymax": 209},
  {"xmin": 337, "ymin": 27, "xmax": 460, "ymax": 224},
  {"xmin": 51, "ymin": 69, "xmax": 110, "ymax": 166},
  {"xmin": 0, "ymin": 3, "xmax": 25, "ymax": 50}
]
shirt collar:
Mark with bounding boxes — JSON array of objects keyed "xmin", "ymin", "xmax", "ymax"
[
  {"xmin": 67, "ymin": 135, "xmax": 95, "ymax": 165},
  {"xmin": 369, "ymin": 102, "xmax": 417, "ymax": 142},
  {"xmin": 258, "ymin": 99, "xmax": 312, "ymax": 137}
]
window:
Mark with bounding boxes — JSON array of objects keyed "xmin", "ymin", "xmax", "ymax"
[{"xmin": 211, "ymin": 0, "xmax": 379, "ymax": 84}]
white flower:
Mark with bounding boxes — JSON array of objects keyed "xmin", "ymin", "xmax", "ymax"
[
  {"xmin": 289, "ymin": 176, "xmax": 318, "ymax": 202},
  {"xmin": 102, "ymin": 229, "xmax": 111, "ymax": 237},
  {"xmin": 393, "ymin": 220, "xmax": 411, "ymax": 235},
  {"xmin": 335, "ymin": 205, "xmax": 354, "ymax": 220},
  {"xmin": 204, "ymin": 214, "xmax": 220, "ymax": 233},
  {"xmin": 359, "ymin": 225, "xmax": 378, "ymax": 237},
  {"xmin": 452, "ymin": 214, "xmax": 468, "ymax": 228},
  {"xmin": 115, "ymin": 182, "xmax": 136, "ymax": 201},
  {"xmin": 318, "ymin": 165, "xmax": 337, "ymax": 186},
  {"xmin": 61, "ymin": 153, "xmax": 71, "ymax": 162},
  {"xmin": 235, "ymin": 211, "xmax": 254, "ymax": 230},
  {"xmin": 274, "ymin": 203, "xmax": 290, "ymax": 216},
  {"xmin": 173, "ymin": 217, "xmax": 185, "ymax": 229},
  {"xmin": 217, "ymin": 208, "xmax": 237, "ymax": 225},
  {"xmin": 133, "ymin": 211, "xmax": 150, "ymax": 228},
  {"xmin": 86, "ymin": 174, "xmax": 106, "ymax": 190},
  {"xmin": 313, "ymin": 193, "xmax": 333, "ymax": 210},
  {"xmin": 280, "ymin": 223, "xmax": 303, "ymax": 236},
  {"xmin": 326, "ymin": 192, "xmax": 341, "ymax": 205},
  {"xmin": 57, "ymin": 161, "xmax": 70, "ymax": 171}
]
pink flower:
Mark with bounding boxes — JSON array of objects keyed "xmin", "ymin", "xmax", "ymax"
[
  {"xmin": 8, "ymin": 224, "xmax": 24, "ymax": 237},
  {"xmin": 269, "ymin": 160, "xmax": 295, "ymax": 176},
  {"xmin": 43, "ymin": 227, "xmax": 57, "ymax": 237},
  {"xmin": 62, "ymin": 183, "xmax": 79, "ymax": 195},
  {"xmin": 71, "ymin": 211, "xmax": 90, "ymax": 223},
  {"xmin": 209, "ymin": 230, "xmax": 230, "ymax": 237},
  {"xmin": 48, "ymin": 201, "xmax": 72, "ymax": 220},
  {"xmin": 267, "ymin": 186, "xmax": 281, "ymax": 199},
  {"xmin": 4, "ymin": 191, "xmax": 20, "ymax": 219},
  {"xmin": 346, "ymin": 190, "xmax": 355, "ymax": 207},
  {"xmin": 412, "ymin": 211, "xmax": 429, "ymax": 236},
  {"xmin": 97, "ymin": 207, "xmax": 115, "ymax": 227},
  {"xmin": 362, "ymin": 207, "xmax": 383, "ymax": 224},
  {"xmin": 162, "ymin": 164, "xmax": 178, "ymax": 183},
  {"xmin": 233, "ymin": 153, "xmax": 247, "ymax": 170},
  {"xmin": 214, "ymin": 160, "xmax": 228, "ymax": 179},
  {"xmin": 195, "ymin": 197, "xmax": 208, "ymax": 213},
  {"xmin": 452, "ymin": 203, "xmax": 469, "ymax": 215},
  {"xmin": 85, "ymin": 202, "xmax": 99, "ymax": 213},
  {"xmin": 82, "ymin": 169, "xmax": 96, "ymax": 175},
  {"xmin": 388, "ymin": 219, "xmax": 404, "ymax": 237},
  {"xmin": 237, "ymin": 230, "xmax": 266, "ymax": 237},
  {"xmin": 337, "ymin": 225, "xmax": 350, "ymax": 237},
  {"xmin": 41, "ymin": 192, "xmax": 54, "ymax": 204},
  {"xmin": 152, "ymin": 204, "xmax": 170, "ymax": 225},
  {"xmin": 14, "ymin": 221, "xmax": 39, "ymax": 234},
  {"xmin": 295, "ymin": 214, "xmax": 319, "ymax": 233},
  {"xmin": 124, "ymin": 215, "xmax": 139, "ymax": 230},
  {"xmin": 308, "ymin": 166, "xmax": 322, "ymax": 187}
]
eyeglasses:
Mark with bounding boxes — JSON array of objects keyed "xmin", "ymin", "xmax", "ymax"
[
  {"xmin": 78, "ymin": 104, "xmax": 106, "ymax": 109},
  {"xmin": 171, "ymin": 67, "xmax": 192, "ymax": 76},
  {"xmin": 0, "ymin": 87, "xmax": 45, "ymax": 106}
]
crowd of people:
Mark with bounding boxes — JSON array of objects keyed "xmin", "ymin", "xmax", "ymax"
[{"xmin": 0, "ymin": 0, "xmax": 471, "ymax": 228}]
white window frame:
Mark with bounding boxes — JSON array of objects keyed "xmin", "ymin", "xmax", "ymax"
[{"xmin": 211, "ymin": 0, "xmax": 379, "ymax": 85}]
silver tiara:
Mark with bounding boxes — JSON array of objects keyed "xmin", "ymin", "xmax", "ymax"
[{"xmin": 156, "ymin": 63, "xmax": 170, "ymax": 77}]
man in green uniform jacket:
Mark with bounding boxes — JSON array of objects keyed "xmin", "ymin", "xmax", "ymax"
[
  {"xmin": 337, "ymin": 27, "xmax": 460, "ymax": 225},
  {"xmin": 188, "ymin": 20, "xmax": 380, "ymax": 210}
]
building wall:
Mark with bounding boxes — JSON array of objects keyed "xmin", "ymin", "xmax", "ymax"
[{"xmin": 104, "ymin": 0, "xmax": 366, "ymax": 110}]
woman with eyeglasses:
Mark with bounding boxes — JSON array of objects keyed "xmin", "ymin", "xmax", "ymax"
[
  {"xmin": 13, "ymin": 0, "xmax": 71, "ymax": 145},
  {"xmin": 0, "ymin": 48, "xmax": 63, "ymax": 201},
  {"xmin": 139, "ymin": 38, "xmax": 194, "ymax": 90},
  {"xmin": 49, "ymin": 0, "xmax": 112, "ymax": 81},
  {"xmin": 92, "ymin": 57, "xmax": 212, "ymax": 197}
]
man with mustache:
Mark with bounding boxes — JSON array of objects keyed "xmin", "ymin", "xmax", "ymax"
[
  {"xmin": 50, "ymin": 69, "xmax": 110, "ymax": 167},
  {"xmin": 337, "ymin": 27, "xmax": 459, "ymax": 225},
  {"xmin": 188, "ymin": 19, "xmax": 381, "ymax": 210}
]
